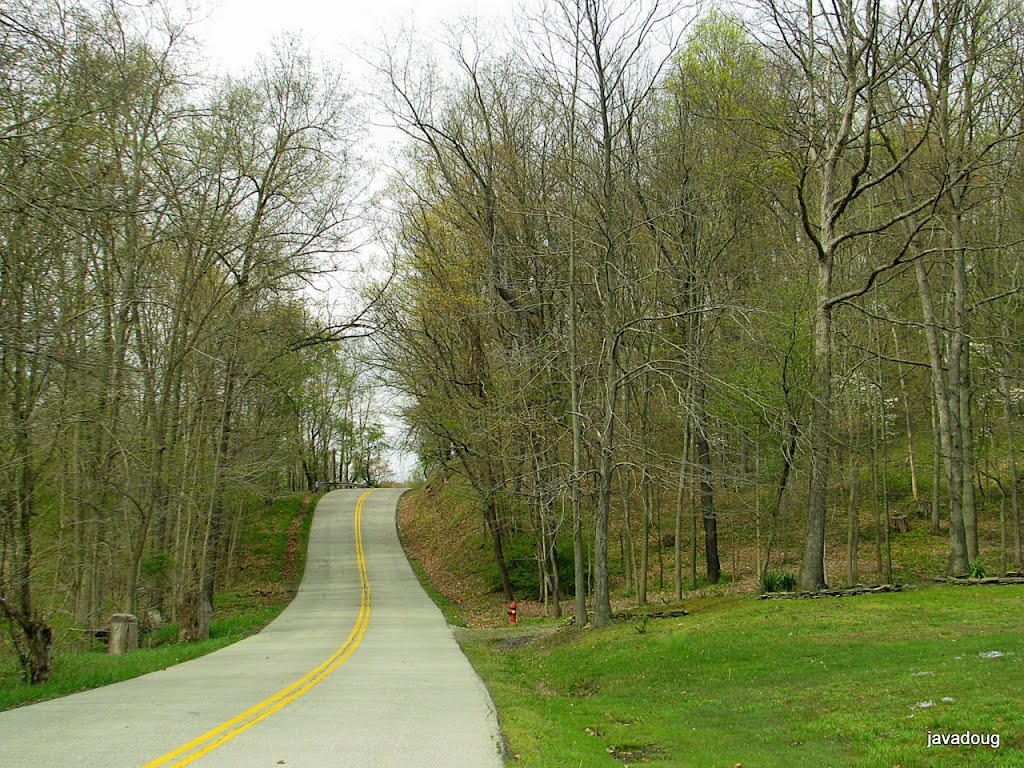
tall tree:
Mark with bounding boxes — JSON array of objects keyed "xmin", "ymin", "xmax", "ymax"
[{"xmin": 754, "ymin": 0, "xmax": 939, "ymax": 589}]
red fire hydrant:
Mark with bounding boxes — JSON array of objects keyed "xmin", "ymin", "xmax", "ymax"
[{"xmin": 508, "ymin": 601, "xmax": 517, "ymax": 624}]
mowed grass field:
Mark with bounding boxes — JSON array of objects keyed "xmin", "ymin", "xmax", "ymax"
[{"xmin": 461, "ymin": 587, "xmax": 1023, "ymax": 767}]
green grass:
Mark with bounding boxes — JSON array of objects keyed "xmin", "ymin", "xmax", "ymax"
[
  {"xmin": 459, "ymin": 586, "xmax": 1024, "ymax": 767},
  {"xmin": 0, "ymin": 607, "xmax": 281, "ymax": 711},
  {"xmin": 0, "ymin": 491, "xmax": 318, "ymax": 711}
]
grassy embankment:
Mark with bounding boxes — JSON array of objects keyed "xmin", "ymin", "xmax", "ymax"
[
  {"xmin": 0, "ymin": 492, "xmax": 317, "ymax": 712},
  {"xmin": 399, "ymin": 483, "xmax": 1024, "ymax": 767}
]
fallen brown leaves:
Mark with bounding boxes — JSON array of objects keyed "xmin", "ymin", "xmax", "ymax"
[{"xmin": 397, "ymin": 488, "xmax": 512, "ymax": 628}]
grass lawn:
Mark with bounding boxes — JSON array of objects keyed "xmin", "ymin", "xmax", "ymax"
[
  {"xmin": 459, "ymin": 586, "xmax": 1024, "ymax": 767},
  {"xmin": 0, "ymin": 492, "xmax": 317, "ymax": 712},
  {"xmin": 0, "ymin": 607, "xmax": 280, "ymax": 711}
]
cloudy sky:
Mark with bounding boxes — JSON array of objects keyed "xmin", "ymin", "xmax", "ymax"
[{"xmin": 185, "ymin": 0, "xmax": 516, "ymax": 77}]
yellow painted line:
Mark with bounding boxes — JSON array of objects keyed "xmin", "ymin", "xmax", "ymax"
[{"xmin": 139, "ymin": 489, "xmax": 375, "ymax": 768}]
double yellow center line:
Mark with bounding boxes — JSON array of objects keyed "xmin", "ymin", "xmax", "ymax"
[{"xmin": 140, "ymin": 489, "xmax": 375, "ymax": 768}]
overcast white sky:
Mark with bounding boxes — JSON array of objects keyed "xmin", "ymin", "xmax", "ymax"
[{"xmin": 185, "ymin": 0, "xmax": 516, "ymax": 77}]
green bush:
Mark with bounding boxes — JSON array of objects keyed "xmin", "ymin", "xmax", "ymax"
[{"xmin": 762, "ymin": 571, "xmax": 797, "ymax": 593}]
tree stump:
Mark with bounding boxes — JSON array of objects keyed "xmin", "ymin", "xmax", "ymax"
[
  {"xmin": 108, "ymin": 614, "xmax": 139, "ymax": 655},
  {"xmin": 891, "ymin": 515, "xmax": 910, "ymax": 533},
  {"xmin": 177, "ymin": 592, "xmax": 211, "ymax": 642}
]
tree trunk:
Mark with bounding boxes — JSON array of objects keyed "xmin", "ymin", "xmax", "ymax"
[
  {"xmin": 960, "ymin": 341, "xmax": 978, "ymax": 562},
  {"xmin": 915, "ymin": 256, "xmax": 969, "ymax": 575},
  {"xmin": 846, "ymin": 386, "xmax": 860, "ymax": 586},
  {"xmin": 892, "ymin": 329, "xmax": 919, "ymax": 503},
  {"xmin": 878, "ymin": 387, "xmax": 893, "ymax": 583},
  {"xmin": 108, "ymin": 614, "xmax": 139, "ymax": 655},
  {"xmin": 639, "ymin": 475, "xmax": 651, "ymax": 606},
  {"xmin": 690, "ymin": 458, "xmax": 698, "ymax": 590},
  {"xmin": 847, "ymin": 450, "xmax": 860, "ymax": 587},
  {"xmin": 801, "ymin": 258, "xmax": 833, "ymax": 590},
  {"xmin": 2, "ymin": 328, "xmax": 53, "ymax": 684},
  {"xmin": 177, "ymin": 590, "xmax": 212, "ymax": 643},
  {"xmin": 932, "ymin": 398, "xmax": 942, "ymax": 535},
  {"xmin": 568, "ymin": 221, "xmax": 588, "ymax": 627},
  {"xmin": 1002, "ymin": 372, "xmax": 1022, "ymax": 571},
  {"xmin": 695, "ymin": 376, "xmax": 719, "ymax": 584},
  {"xmin": 486, "ymin": 498, "xmax": 514, "ymax": 601},
  {"xmin": 545, "ymin": 527, "xmax": 562, "ymax": 618},
  {"xmin": 592, "ymin": 301, "xmax": 617, "ymax": 627},
  {"xmin": 25, "ymin": 621, "xmax": 52, "ymax": 684},
  {"xmin": 871, "ymin": 414, "xmax": 883, "ymax": 578},
  {"xmin": 946, "ymin": 186, "xmax": 978, "ymax": 562},
  {"xmin": 760, "ymin": 420, "xmax": 798, "ymax": 586},
  {"xmin": 621, "ymin": 472, "xmax": 636, "ymax": 595},
  {"xmin": 674, "ymin": 448, "xmax": 687, "ymax": 601}
]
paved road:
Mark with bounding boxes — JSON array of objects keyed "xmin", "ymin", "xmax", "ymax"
[{"xmin": 0, "ymin": 488, "xmax": 504, "ymax": 767}]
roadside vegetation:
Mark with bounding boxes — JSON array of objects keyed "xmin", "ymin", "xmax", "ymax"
[
  {"xmin": 0, "ymin": 0, "xmax": 390, "ymax": 687},
  {"xmin": 370, "ymin": 0, "xmax": 1024, "ymax": 637},
  {"xmin": 0, "ymin": 493, "xmax": 316, "ymax": 711},
  {"xmin": 464, "ymin": 589, "xmax": 1022, "ymax": 768},
  {"xmin": 401, "ymin": 487, "xmax": 1024, "ymax": 766},
  {"xmin": 380, "ymin": 2, "xmax": 1024, "ymax": 758}
]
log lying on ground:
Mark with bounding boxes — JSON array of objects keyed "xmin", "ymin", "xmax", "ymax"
[
  {"xmin": 932, "ymin": 576, "xmax": 1024, "ymax": 586},
  {"xmin": 563, "ymin": 607, "xmax": 690, "ymax": 626},
  {"xmin": 758, "ymin": 584, "xmax": 912, "ymax": 600}
]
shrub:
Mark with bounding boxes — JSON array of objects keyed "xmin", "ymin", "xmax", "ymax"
[
  {"xmin": 484, "ymin": 536, "xmax": 575, "ymax": 598},
  {"xmin": 969, "ymin": 558, "xmax": 987, "ymax": 579},
  {"xmin": 762, "ymin": 571, "xmax": 798, "ymax": 593}
]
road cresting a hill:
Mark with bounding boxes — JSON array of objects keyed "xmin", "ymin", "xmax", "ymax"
[{"xmin": 139, "ymin": 489, "xmax": 375, "ymax": 768}]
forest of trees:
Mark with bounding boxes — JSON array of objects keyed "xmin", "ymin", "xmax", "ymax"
[
  {"xmin": 371, "ymin": 0, "xmax": 1024, "ymax": 627},
  {"xmin": 5, "ymin": 0, "xmax": 1024, "ymax": 688},
  {"xmin": 0, "ymin": 1, "xmax": 387, "ymax": 684}
]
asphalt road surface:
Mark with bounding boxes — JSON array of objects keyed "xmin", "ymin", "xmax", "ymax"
[{"xmin": 0, "ymin": 488, "xmax": 504, "ymax": 767}]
